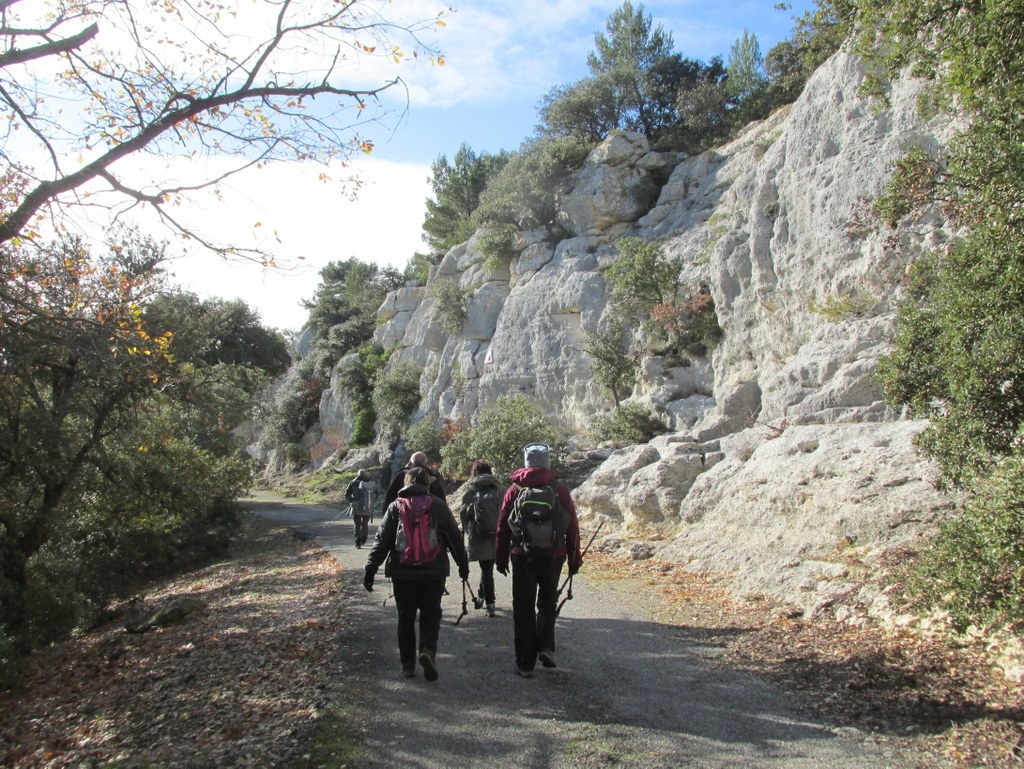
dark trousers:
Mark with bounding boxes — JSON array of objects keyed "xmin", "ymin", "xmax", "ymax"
[
  {"xmin": 476, "ymin": 559, "xmax": 496, "ymax": 603},
  {"xmin": 511, "ymin": 553, "xmax": 565, "ymax": 671},
  {"xmin": 391, "ymin": 578, "xmax": 446, "ymax": 668},
  {"xmin": 353, "ymin": 514, "xmax": 370, "ymax": 546}
]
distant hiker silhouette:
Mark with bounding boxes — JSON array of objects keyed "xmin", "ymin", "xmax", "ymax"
[{"xmin": 457, "ymin": 459, "xmax": 505, "ymax": 617}]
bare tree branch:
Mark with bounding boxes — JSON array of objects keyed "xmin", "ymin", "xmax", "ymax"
[
  {"xmin": 0, "ymin": 0, "xmax": 450, "ymax": 258},
  {"xmin": 0, "ymin": 22, "xmax": 97, "ymax": 68}
]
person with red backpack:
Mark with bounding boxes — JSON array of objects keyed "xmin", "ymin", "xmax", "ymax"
[
  {"xmin": 495, "ymin": 443, "xmax": 582, "ymax": 678},
  {"xmin": 363, "ymin": 465, "xmax": 469, "ymax": 681},
  {"xmin": 456, "ymin": 459, "xmax": 505, "ymax": 617}
]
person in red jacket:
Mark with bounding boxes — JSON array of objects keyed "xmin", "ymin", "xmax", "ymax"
[{"xmin": 495, "ymin": 443, "xmax": 582, "ymax": 678}]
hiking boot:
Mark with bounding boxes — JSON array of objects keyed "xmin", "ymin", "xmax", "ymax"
[
  {"xmin": 486, "ymin": 602, "xmax": 496, "ymax": 617},
  {"xmin": 538, "ymin": 649, "xmax": 557, "ymax": 668},
  {"xmin": 514, "ymin": 665, "xmax": 533, "ymax": 678},
  {"xmin": 418, "ymin": 650, "xmax": 438, "ymax": 682},
  {"xmin": 401, "ymin": 664, "xmax": 415, "ymax": 678},
  {"xmin": 472, "ymin": 596, "xmax": 485, "ymax": 610}
]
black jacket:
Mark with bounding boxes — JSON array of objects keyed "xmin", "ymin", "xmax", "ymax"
[
  {"xmin": 382, "ymin": 464, "xmax": 445, "ymax": 512},
  {"xmin": 365, "ymin": 483, "xmax": 468, "ymax": 582}
]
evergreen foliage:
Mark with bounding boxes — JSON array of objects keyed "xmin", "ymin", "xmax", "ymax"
[
  {"xmin": 861, "ymin": 0, "xmax": 1024, "ymax": 628},
  {"xmin": 371, "ymin": 361, "xmax": 423, "ymax": 440},
  {"xmin": 474, "ymin": 136, "xmax": 592, "ymax": 234},
  {"xmin": 726, "ymin": 29, "xmax": 770, "ymax": 128},
  {"xmin": 422, "ymin": 144, "xmax": 510, "ymax": 259},
  {"xmin": 581, "ymin": 319, "xmax": 641, "ymax": 406},
  {"xmin": 403, "ymin": 415, "xmax": 443, "ymax": 463},
  {"xmin": 260, "ymin": 258, "xmax": 399, "ymax": 461},
  {"xmin": 591, "ymin": 402, "xmax": 665, "ymax": 444},
  {"xmin": 440, "ymin": 396, "xmax": 560, "ymax": 481},
  {"xmin": 903, "ymin": 453, "xmax": 1024, "ymax": 632},
  {"xmin": 428, "ymin": 277, "xmax": 474, "ymax": 334},
  {"xmin": 604, "ymin": 236, "xmax": 680, "ymax": 316},
  {"xmin": 0, "ymin": 229, "xmax": 273, "ymax": 675}
]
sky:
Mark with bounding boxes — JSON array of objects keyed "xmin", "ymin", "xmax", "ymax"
[{"xmin": 160, "ymin": 0, "xmax": 817, "ymax": 333}]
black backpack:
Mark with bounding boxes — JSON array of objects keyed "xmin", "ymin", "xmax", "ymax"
[
  {"xmin": 471, "ymin": 486, "xmax": 501, "ymax": 536},
  {"xmin": 508, "ymin": 484, "xmax": 567, "ymax": 556}
]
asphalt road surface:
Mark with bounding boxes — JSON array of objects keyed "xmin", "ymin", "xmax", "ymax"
[{"xmin": 249, "ymin": 495, "xmax": 919, "ymax": 769}]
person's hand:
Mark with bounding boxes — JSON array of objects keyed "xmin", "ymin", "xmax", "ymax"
[
  {"xmin": 363, "ymin": 568, "xmax": 375, "ymax": 592},
  {"xmin": 496, "ymin": 563, "xmax": 508, "ymax": 576},
  {"xmin": 569, "ymin": 557, "xmax": 583, "ymax": 576},
  {"xmin": 459, "ymin": 560, "xmax": 470, "ymax": 582}
]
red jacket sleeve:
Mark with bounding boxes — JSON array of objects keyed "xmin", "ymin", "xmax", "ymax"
[
  {"xmin": 494, "ymin": 484, "xmax": 520, "ymax": 570},
  {"xmin": 558, "ymin": 483, "xmax": 582, "ymax": 569}
]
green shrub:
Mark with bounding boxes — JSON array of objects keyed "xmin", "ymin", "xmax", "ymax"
[
  {"xmin": 877, "ymin": 239, "xmax": 1024, "ymax": 489},
  {"xmin": 259, "ymin": 356, "xmax": 324, "ymax": 449},
  {"xmin": 590, "ymin": 402, "xmax": 665, "ymax": 443},
  {"xmin": 440, "ymin": 396, "xmax": 560, "ymax": 481},
  {"xmin": 605, "ymin": 237, "xmax": 680, "ymax": 318},
  {"xmin": 475, "ymin": 223, "xmax": 518, "ymax": 266},
  {"xmin": 403, "ymin": 252, "xmax": 434, "ymax": 284},
  {"xmin": 582, "ymin": 318, "xmax": 640, "ymax": 405},
  {"xmin": 901, "ymin": 452, "xmax": 1024, "ymax": 632},
  {"xmin": 403, "ymin": 415, "xmax": 442, "ymax": 462},
  {"xmin": 474, "ymin": 136, "xmax": 591, "ymax": 232},
  {"xmin": 351, "ymin": 407, "xmax": 376, "ymax": 447},
  {"xmin": 371, "ymin": 361, "xmax": 423, "ymax": 439},
  {"xmin": 11, "ymin": 436, "xmax": 248, "ymax": 654},
  {"xmin": 428, "ymin": 278, "xmax": 473, "ymax": 334}
]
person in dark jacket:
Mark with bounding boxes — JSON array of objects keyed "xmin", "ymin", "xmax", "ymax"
[
  {"xmin": 345, "ymin": 468, "xmax": 377, "ymax": 548},
  {"xmin": 364, "ymin": 466, "xmax": 469, "ymax": 681},
  {"xmin": 381, "ymin": 451, "xmax": 445, "ymax": 512},
  {"xmin": 495, "ymin": 443, "xmax": 582, "ymax": 678},
  {"xmin": 457, "ymin": 459, "xmax": 505, "ymax": 617}
]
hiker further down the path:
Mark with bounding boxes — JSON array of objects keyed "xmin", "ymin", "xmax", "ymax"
[
  {"xmin": 456, "ymin": 459, "xmax": 505, "ymax": 618},
  {"xmin": 363, "ymin": 465, "xmax": 469, "ymax": 681},
  {"xmin": 381, "ymin": 451, "xmax": 446, "ymax": 513},
  {"xmin": 496, "ymin": 442, "xmax": 582, "ymax": 678},
  {"xmin": 346, "ymin": 468, "xmax": 378, "ymax": 549}
]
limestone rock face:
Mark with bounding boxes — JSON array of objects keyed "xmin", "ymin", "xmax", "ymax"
[
  {"xmin": 311, "ymin": 51, "xmax": 961, "ymax": 619},
  {"xmin": 657, "ymin": 420, "xmax": 958, "ymax": 617}
]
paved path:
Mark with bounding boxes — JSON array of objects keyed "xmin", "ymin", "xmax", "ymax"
[{"xmin": 248, "ymin": 495, "xmax": 917, "ymax": 769}]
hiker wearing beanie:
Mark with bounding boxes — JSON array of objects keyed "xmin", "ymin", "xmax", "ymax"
[
  {"xmin": 363, "ymin": 465, "xmax": 469, "ymax": 681},
  {"xmin": 495, "ymin": 443, "xmax": 582, "ymax": 678}
]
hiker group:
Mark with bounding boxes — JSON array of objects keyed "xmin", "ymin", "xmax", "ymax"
[{"xmin": 360, "ymin": 443, "xmax": 584, "ymax": 681}]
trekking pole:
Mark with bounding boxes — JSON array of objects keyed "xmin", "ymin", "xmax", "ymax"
[
  {"xmin": 555, "ymin": 519, "xmax": 605, "ymax": 617},
  {"xmin": 453, "ymin": 579, "xmax": 471, "ymax": 625}
]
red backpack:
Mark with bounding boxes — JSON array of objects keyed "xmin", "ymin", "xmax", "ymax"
[{"xmin": 395, "ymin": 495, "xmax": 442, "ymax": 566}]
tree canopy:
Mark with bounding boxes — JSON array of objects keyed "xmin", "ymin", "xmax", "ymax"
[
  {"xmin": 0, "ymin": 0, "xmax": 449, "ymax": 260},
  {"xmin": 0, "ymin": 227, "xmax": 276, "ymax": 665},
  {"xmin": 422, "ymin": 144, "xmax": 510, "ymax": 260}
]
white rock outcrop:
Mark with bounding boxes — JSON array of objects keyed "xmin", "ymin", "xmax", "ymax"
[{"xmin": 317, "ymin": 51, "xmax": 962, "ymax": 618}]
